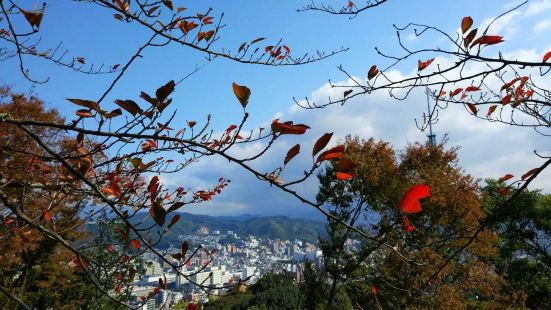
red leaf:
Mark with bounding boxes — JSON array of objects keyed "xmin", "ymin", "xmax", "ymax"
[
  {"xmin": 130, "ymin": 239, "xmax": 141, "ymax": 250},
  {"xmin": 161, "ymin": 0, "xmax": 173, "ymax": 10},
  {"xmin": 368, "ymin": 65, "xmax": 378, "ymax": 80},
  {"xmin": 449, "ymin": 88, "xmax": 463, "ymax": 97},
  {"xmin": 498, "ymin": 174, "xmax": 514, "ymax": 183},
  {"xmin": 43, "ymin": 210, "xmax": 52, "ymax": 222},
  {"xmin": 106, "ymin": 244, "xmax": 115, "ymax": 253},
  {"xmin": 168, "ymin": 214, "xmax": 181, "ymax": 228},
  {"xmin": 543, "ymin": 51, "xmax": 551, "ymax": 63},
  {"xmin": 147, "ymin": 176, "xmax": 159, "ymax": 196},
  {"xmin": 202, "ymin": 16, "xmax": 213, "ymax": 24},
  {"xmin": 312, "ymin": 133, "xmax": 333, "ymax": 157},
  {"xmin": 67, "ymin": 98, "xmax": 101, "ymax": 112},
  {"xmin": 226, "ymin": 124, "xmax": 238, "ymax": 133},
  {"xmin": 336, "ymin": 158, "xmax": 356, "ymax": 173},
  {"xmin": 502, "ymin": 94, "xmax": 512, "ymax": 106},
  {"xmin": 336, "ymin": 172, "xmax": 355, "ymax": 180},
  {"xmin": 167, "ymin": 202, "xmax": 184, "ymax": 213},
  {"xmin": 487, "ymin": 105, "xmax": 497, "ymax": 117},
  {"xmin": 418, "ymin": 58, "xmax": 434, "ymax": 71},
  {"xmin": 371, "ymin": 284, "xmax": 377, "ymax": 295},
  {"xmin": 402, "ymin": 216, "xmax": 415, "ymax": 233},
  {"xmin": 347, "ymin": 1, "xmax": 354, "ymax": 8},
  {"xmin": 317, "ymin": 145, "xmax": 345, "ymax": 163},
  {"xmin": 400, "ymin": 184, "xmax": 431, "ymax": 214},
  {"xmin": 76, "ymin": 109, "xmax": 94, "ymax": 118},
  {"xmin": 182, "ymin": 240, "xmax": 189, "ymax": 254},
  {"xmin": 271, "ymin": 119, "xmax": 310, "ymax": 135},
  {"xmin": 251, "ymin": 37, "xmax": 266, "ymax": 44},
  {"xmin": 76, "ymin": 57, "xmax": 86, "ymax": 64},
  {"xmin": 470, "ymin": 35, "xmax": 504, "ymax": 47},
  {"xmin": 284, "ymin": 144, "xmax": 300, "ymax": 165},
  {"xmin": 521, "ymin": 168, "xmax": 539, "ymax": 180},
  {"xmin": 114, "ymin": 99, "xmax": 143, "ymax": 116},
  {"xmin": 498, "ymin": 187, "xmax": 510, "ymax": 196},
  {"xmin": 464, "ymin": 28, "xmax": 478, "ymax": 48},
  {"xmin": 467, "ymin": 103, "xmax": 478, "ymax": 115},
  {"xmin": 465, "ymin": 86, "xmax": 480, "ymax": 92}
]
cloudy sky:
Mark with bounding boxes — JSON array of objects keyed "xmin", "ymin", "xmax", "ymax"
[{"xmin": 3, "ymin": 0, "xmax": 550, "ymax": 218}]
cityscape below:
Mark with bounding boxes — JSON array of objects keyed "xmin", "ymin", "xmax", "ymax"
[{"xmin": 128, "ymin": 226, "xmax": 357, "ymax": 309}]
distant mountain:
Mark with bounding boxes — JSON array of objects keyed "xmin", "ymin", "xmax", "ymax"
[{"xmin": 132, "ymin": 212, "xmax": 327, "ymax": 248}]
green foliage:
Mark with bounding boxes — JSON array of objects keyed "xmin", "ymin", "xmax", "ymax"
[
  {"xmin": 308, "ymin": 137, "xmax": 531, "ymax": 309},
  {"xmin": 206, "ymin": 273, "xmax": 300, "ymax": 310},
  {"xmin": 483, "ymin": 180, "xmax": 551, "ymax": 309},
  {"xmin": 124, "ymin": 213, "xmax": 327, "ymax": 247}
]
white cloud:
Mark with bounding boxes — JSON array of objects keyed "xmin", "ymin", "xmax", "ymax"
[
  {"xmin": 533, "ymin": 19, "xmax": 551, "ymax": 32},
  {"xmin": 525, "ymin": 0, "xmax": 551, "ymax": 16}
]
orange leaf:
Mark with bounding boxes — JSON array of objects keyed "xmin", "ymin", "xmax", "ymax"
[
  {"xmin": 521, "ymin": 168, "xmax": 539, "ymax": 180},
  {"xmin": 336, "ymin": 172, "xmax": 355, "ymax": 180},
  {"xmin": 312, "ymin": 133, "xmax": 333, "ymax": 157},
  {"xmin": 204, "ymin": 30, "xmax": 215, "ymax": 41},
  {"xmin": 418, "ymin": 58, "xmax": 434, "ymax": 71},
  {"xmin": 498, "ymin": 174, "xmax": 514, "ymax": 183},
  {"xmin": 130, "ymin": 239, "xmax": 141, "ymax": 250},
  {"xmin": 284, "ymin": 144, "xmax": 300, "ymax": 165},
  {"xmin": 400, "ymin": 184, "xmax": 431, "ymax": 214},
  {"xmin": 317, "ymin": 145, "xmax": 345, "ymax": 162},
  {"xmin": 461, "ymin": 16, "xmax": 473, "ymax": 34},
  {"xmin": 43, "ymin": 210, "xmax": 52, "ymax": 222},
  {"xmin": 232, "ymin": 82, "xmax": 251, "ymax": 108},
  {"xmin": 371, "ymin": 284, "xmax": 377, "ymax": 295},
  {"xmin": 197, "ymin": 31, "xmax": 205, "ymax": 42},
  {"xmin": 202, "ymin": 16, "xmax": 213, "ymax": 25}
]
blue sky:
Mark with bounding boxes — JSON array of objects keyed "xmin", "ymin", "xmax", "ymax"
[{"xmin": 3, "ymin": 0, "xmax": 550, "ymax": 218}]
